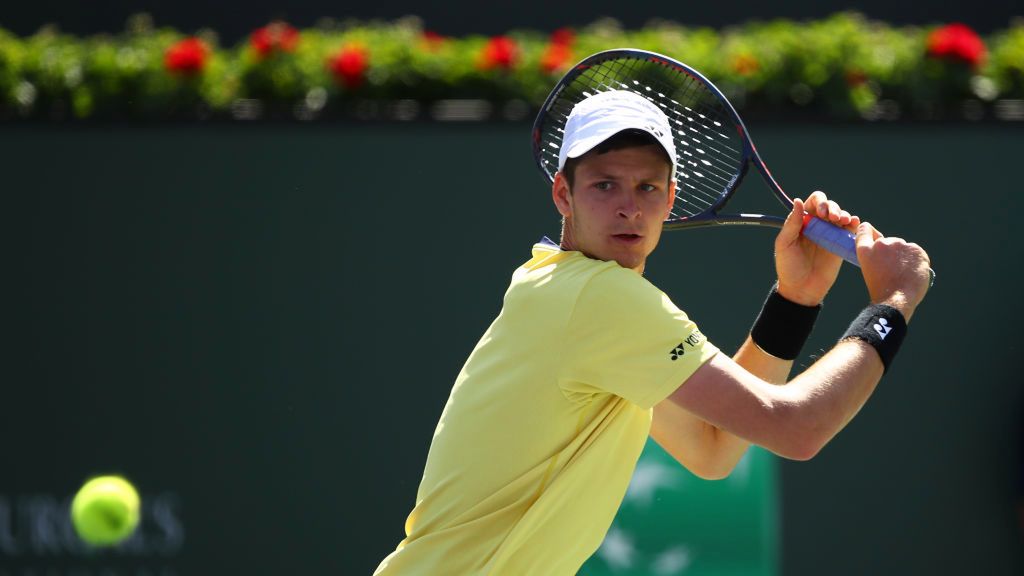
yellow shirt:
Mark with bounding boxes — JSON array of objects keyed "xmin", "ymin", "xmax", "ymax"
[{"xmin": 375, "ymin": 240, "xmax": 719, "ymax": 575}]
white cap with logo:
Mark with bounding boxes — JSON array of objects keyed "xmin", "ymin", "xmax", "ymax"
[{"xmin": 557, "ymin": 90, "xmax": 677, "ymax": 177}]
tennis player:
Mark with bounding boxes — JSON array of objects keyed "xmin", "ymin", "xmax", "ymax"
[{"xmin": 374, "ymin": 90, "xmax": 931, "ymax": 575}]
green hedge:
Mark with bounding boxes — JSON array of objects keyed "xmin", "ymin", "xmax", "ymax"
[{"xmin": 1, "ymin": 12, "xmax": 1022, "ymax": 121}]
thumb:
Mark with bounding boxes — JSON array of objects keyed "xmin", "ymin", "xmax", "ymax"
[
  {"xmin": 855, "ymin": 221, "xmax": 881, "ymax": 250},
  {"xmin": 778, "ymin": 198, "xmax": 805, "ymax": 246}
]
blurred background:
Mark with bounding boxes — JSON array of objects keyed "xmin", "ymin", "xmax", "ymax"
[
  {"xmin": 1, "ymin": 0, "xmax": 1021, "ymax": 38},
  {"xmin": 1, "ymin": 2, "xmax": 1022, "ymax": 575}
]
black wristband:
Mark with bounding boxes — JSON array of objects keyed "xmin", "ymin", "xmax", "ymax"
[
  {"xmin": 750, "ymin": 284, "xmax": 822, "ymax": 360},
  {"xmin": 839, "ymin": 304, "xmax": 908, "ymax": 373}
]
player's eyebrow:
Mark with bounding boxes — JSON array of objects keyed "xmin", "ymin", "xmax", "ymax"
[
  {"xmin": 585, "ymin": 170, "xmax": 665, "ymax": 182},
  {"xmin": 638, "ymin": 172, "xmax": 670, "ymax": 183}
]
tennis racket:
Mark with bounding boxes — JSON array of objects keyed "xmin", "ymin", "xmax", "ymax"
[{"xmin": 531, "ymin": 48, "xmax": 859, "ymax": 266}]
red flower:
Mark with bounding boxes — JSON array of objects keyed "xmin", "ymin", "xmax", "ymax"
[
  {"xmin": 730, "ymin": 53, "xmax": 760, "ymax": 76},
  {"xmin": 250, "ymin": 21, "xmax": 300, "ymax": 58},
  {"xmin": 164, "ymin": 37, "xmax": 209, "ymax": 75},
  {"xmin": 845, "ymin": 68, "xmax": 868, "ymax": 87},
  {"xmin": 550, "ymin": 27, "xmax": 575, "ymax": 47},
  {"xmin": 421, "ymin": 30, "xmax": 447, "ymax": 52},
  {"xmin": 478, "ymin": 36, "xmax": 518, "ymax": 71},
  {"xmin": 926, "ymin": 23, "xmax": 986, "ymax": 69},
  {"xmin": 541, "ymin": 42, "xmax": 572, "ymax": 74},
  {"xmin": 328, "ymin": 46, "xmax": 369, "ymax": 89}
]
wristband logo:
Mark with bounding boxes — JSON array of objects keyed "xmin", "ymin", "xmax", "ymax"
[{"xmin": 873, "ymin": 318, "xmax": 892, "ymax": 340}]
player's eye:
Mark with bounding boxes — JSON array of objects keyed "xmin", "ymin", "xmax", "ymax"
[
  {"xmin": 594, "ymin": 181, "xmax": 614, "ymax": 191},
  {"xmin": 639, "ymin": 183, "xmax": 659, "ymax": 193}
]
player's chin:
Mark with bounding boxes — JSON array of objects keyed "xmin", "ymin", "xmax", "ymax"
[{"xmin": 605, "ymin": 245, "xmax": 648, "ymax": 271}]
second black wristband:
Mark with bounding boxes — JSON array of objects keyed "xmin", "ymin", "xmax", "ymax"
[{"xmin": 750, "ymin": 285, "xmax": 822, "ymax": 360}]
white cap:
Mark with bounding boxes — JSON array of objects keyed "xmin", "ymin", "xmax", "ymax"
[{"xmin": 558, "ymin": 90, "xmax": 676, "ymax": 176}]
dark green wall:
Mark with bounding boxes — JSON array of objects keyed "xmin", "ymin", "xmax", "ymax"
[{"xmin": 0, "ymin": 122, "xmax": 1020, "ymax": 575}]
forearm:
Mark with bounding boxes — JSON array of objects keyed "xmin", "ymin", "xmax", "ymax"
[
  {"xmin": 775, "ymin": 339, "xmax": 884, "ymax": 455},
  {"xmin": 666, "ymin": 338, "xmax": 886, "ymax": 462},
  {"xmin": 706, "ymin": 337, "xmax": 795, "ymax": 469}
]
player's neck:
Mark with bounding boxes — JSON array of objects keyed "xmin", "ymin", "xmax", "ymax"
[{"xmin": 559, "ymin": 218, "xmax": 576, "ymax": 252}]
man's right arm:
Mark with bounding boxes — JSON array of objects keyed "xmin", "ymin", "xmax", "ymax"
[
  {"xmin": 666, "ymin": 337, "xmax": 883, "ymax": 460},
  {"xmin": 661, "ymin": 221, "xmax": 931, "ymax": 461}
]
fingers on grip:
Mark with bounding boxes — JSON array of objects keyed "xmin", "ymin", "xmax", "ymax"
[{"xmin": 803, "ymin": 217, "xmax": 859, "ymax": 266}]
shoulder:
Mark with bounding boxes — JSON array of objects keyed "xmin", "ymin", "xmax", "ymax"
[
  {"xmin": 570, "ymin": 266, "xmax": 687, "ymax": 329},
  {"xmin": 512, "ymin": 247, "xmax": 619, "ymax": 292},
  {"xmin": 581, "ymin": 266, "xmax": 667, "ymax": 305}
]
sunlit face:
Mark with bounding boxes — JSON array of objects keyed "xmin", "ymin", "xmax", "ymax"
[{"xmin": 553, "ymin": 145, "xmax": 675, "ymax": 273}]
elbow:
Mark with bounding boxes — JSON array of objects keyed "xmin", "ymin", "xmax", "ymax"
[
  {"xmin": 688, "ymin": 463, "xmax": 735, "ymax": 481},
  {"xmin": 667, "ymin": 440, "xmax": 741, "ymax": 480},
  {"xmin": 685, "ymin": 435, "xmax": 746, "ymax": 480},
  {"xmin": 779, "ymin": 441, "xmax": 822, "ymax": 462},
  {"xmin": 667, "ymin": 449, "xmax": 735, "ymax": 480},
  {"xmin": 767, "ymin": 402, "xmax": 829, "ymax": 462}
]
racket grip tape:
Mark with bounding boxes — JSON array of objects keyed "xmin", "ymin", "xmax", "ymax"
[{"xmin": 801, "ymin": 214, "xmax": 859, "ymax": 267}]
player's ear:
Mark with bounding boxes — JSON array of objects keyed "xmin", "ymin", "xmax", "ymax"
[
  {"xmin": 552, "ymin": 172, "xmax": 573, "ymax": 218},
  {"xmin": 664, "ymin": 179, "xmax": 677, "ymax": 212}
]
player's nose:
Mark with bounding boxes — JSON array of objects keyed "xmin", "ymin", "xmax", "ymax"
[{"xmin": 617, "ymin": 192, "xmax": 641, "ymax": 218}]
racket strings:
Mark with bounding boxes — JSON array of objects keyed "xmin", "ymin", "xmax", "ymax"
[
  {"xmin": 536, "ymin": 54, "xmax": 745, "ymax": 223},
  {"xmin": 658, "ymin": 73, "xmax": 743, "ymax": 216}
]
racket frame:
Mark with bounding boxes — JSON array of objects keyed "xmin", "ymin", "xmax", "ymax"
[{"xmin": 531, "ymin": 48, "xmax": 795, "ymax": 232}]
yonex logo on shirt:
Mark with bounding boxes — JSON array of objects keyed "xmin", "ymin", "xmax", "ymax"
[
  {"xmin": 669, "ymin": 343, "xmax": 686, "ymax": 361},
  {"xmin": 873, "ymin": 318, "xmax": 892, "ymax": 340},
  {"xmin": 670, "ymin": 331, "xmax": 705, "ymax": 361}
]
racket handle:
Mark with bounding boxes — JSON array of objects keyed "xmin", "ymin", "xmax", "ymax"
[{"xmin": 801, "ymin": 214, "xmax": 859, "ymax": 267}]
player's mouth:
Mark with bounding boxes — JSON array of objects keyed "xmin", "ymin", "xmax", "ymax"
[{"xmin": 611, "ymin": 233, "xmax": 643, "ymax": 244}]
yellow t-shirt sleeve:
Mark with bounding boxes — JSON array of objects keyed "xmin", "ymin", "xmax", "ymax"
[{"xmin": 559, "ymin": 267, "xmax": 719, "ymax": 409}]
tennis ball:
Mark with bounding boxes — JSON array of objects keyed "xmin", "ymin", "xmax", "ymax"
[{"xmin": 70, "ymin": 475, "xmax": 141, "ymax": 546}]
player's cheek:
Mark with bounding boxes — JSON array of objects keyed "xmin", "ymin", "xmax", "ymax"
[{"xmin": 647, "ymin": 226, "xmax": 663, "ymax": 251}]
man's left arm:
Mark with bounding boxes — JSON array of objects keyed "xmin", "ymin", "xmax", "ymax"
[{"xmin": 651, "ymin": 191, "xmax": 858, "ymax": 479}]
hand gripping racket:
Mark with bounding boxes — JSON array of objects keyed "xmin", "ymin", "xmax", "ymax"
[{"xmin": 531, "ymin": 48, "xmax": 860, "ymax": 265}]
